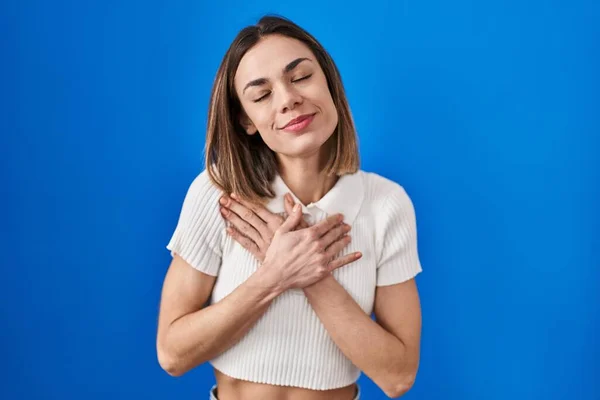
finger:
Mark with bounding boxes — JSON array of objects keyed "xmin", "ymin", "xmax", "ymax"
[
  {"xmin": 283, "ymin": 193, "xmax": 309, "ymax": 230},
  {"xmin": 278, "ymin": 203, "xmax": 303, "ymax": 234},
  {"xmin": 231, "ymin": 193, "xmax": 282, "ymax": 228},
  {"xmin": 220, "ymin": 206, "xmax": 264, "ymax": 247},
  {"xmin": 226, "ymin": 226, "xmax": 262, "ymax": 258},
  {"xmin": 222, "ymin": 195, "xmax": 270, "ymax": 241},
  {"xmin": 310, "ymin": 213, "xmax": 344, "ymax": 238},
  {"xmin": 320, "ymin": 223, "xmax": 351, "ymax": 249},
  {"xmin": 299, "ymin": 220, "xmax": 310, "ymax": 229},
  {"xmin": 327, "ymin": 251, "xmax": 363, "ymax": 272},
  {"xmin": 283, "ymin": 193, "xmax": 294, "ymax": 214},
  {"xmin": 325, "ymin": 233, "xmax": 352, "ymax": 259}
]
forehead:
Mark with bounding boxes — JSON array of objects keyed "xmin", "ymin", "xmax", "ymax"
[{"xmin": 235, "ymin": 35, "xmax": 315, "ymax": 85}]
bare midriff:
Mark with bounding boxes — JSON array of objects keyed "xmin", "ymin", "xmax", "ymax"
[{"xmin": 214, "ymin": 369, "xmax": 358, "ymax": 400}]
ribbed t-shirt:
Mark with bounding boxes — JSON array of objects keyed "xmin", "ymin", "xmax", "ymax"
[{"xmin": 166, "ymin": 168, "xmax": 423, "ymax": 390}]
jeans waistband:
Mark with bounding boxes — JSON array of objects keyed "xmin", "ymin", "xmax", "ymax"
[{"xmin": 209, "ymin": 383, "xmax": 361, "ymax": 400}]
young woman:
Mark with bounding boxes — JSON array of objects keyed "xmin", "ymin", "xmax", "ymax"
[{"xmin": 157, "ymin": 15, "xmax": 423, "ymax": 400}]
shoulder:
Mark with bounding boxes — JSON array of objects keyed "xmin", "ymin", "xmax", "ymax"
[
  {"xmin": 358, "ymin": 170, "xmax": 413, "ymax": 213},
  {"xmin": 182, "ymin": 169, "xmax": 225, "ymax": 204},
  {"xmin": 186, "ymin": 168, "xmax": 223, "ymax": 195},
  {"xmin": 166, "ymin": 169, "xmax": 226, "ymax": 271},
  {"xmin": 176, "ymin": 168, "xmax": 226, "ymax": 224}
]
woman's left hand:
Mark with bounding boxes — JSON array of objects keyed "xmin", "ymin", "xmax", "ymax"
[{"xmin": 219, "ymin": 192, "xmax": 310, "ymax": 262}]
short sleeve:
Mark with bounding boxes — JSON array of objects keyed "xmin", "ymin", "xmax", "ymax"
[
  {"xmin": 375, "ymin": 184, "xmax": 423, "ymax": 286},
  {"xmin": 166, "ymin": 170, "xmax": 226, "ymax": 276}
]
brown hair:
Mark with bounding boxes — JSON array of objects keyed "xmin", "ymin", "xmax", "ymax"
[{"xmin": 204, "ymin": 15, "xmax": 360, "ymax": 204}]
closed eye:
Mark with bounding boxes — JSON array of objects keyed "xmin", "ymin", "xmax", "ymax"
[
  {"xmin": 292, "ymin": 74, "xmax": 312, "ymax": 83},
  {"xmin": 253, "ymin": 92, "xmax": 270, "ymax": 103},
  {"xmin": 252, "ymin": 74, "xmax": 313, "ymax": 103}
]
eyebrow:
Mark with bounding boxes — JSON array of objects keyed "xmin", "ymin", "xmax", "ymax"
[{"xmin": 242, "ymin": 57, "xmax": 312, "ymax": 94}]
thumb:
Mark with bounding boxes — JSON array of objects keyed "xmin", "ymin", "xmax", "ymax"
[
  {"xmin": 278, "ymin": 203, "xmax": 303, "ymax": 234},
  {"xmin": 283, "ymin": 193, "xmax": 295, "ymax": 216},
  {"xmin": 284, "ymin": 193, "xmax": 309, "ymax": 229}
]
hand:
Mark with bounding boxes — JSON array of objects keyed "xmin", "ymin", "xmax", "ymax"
[
  {"xmin": 219, "ymin": 193, "xmax": 362, "ymax": 290},
  {"xmin": 260, "ymin": 208, "xmax": 362, "ymax": 290},
  {"xmin": 219, "ymin": 192, "xmax": 309, "ymax": 262}
]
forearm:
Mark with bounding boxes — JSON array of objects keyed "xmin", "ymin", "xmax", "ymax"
[
  {"xmin": 166, "ymin": 267, "xmax": 281, "ymax": 375},
  {"xmin": 303, "ymin": 276, "xmax": 412, "ymax": 395}
]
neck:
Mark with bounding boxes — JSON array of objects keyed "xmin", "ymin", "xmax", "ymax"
[
  {"xmin": 276, "ymin": 144, "xmax": 338, "ymax": 206},
  {"xmin": 279, "ymin": 167, "xmax": 338, "ymax": 207}
]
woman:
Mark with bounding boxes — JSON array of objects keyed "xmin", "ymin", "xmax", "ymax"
[{"xmin": 156, "ymin": 15, "xmax": 423, "ymax": 400}]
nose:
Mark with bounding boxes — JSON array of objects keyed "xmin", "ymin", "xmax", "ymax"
[{"xmin": 277, "ymin": 84, "xmax": 303, "ymax": 113}]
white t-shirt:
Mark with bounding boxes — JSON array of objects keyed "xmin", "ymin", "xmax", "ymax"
[{"xmin": 166, "ymin": 168, "xmax": 423, "ymax": 390}]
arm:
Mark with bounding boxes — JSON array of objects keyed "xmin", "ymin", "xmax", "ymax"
[
  {"xmin": 156, "ymin": 254, "xmax": 282, "ymax": 377},
  {"xmin": 303, "ymin": 278, "xmax": 421, "ymax": 398},
  {"xmin": 158, "ymin": 188, "xmax": 345, "ymax": 377},
  {"xmin": 158, "ymin": 171, "xmax": 284, "ymax": 376},
  {"xmin": 216, "ymin": 186, "xmax": 422, "ymax": 397},
  {"xmin": 304, "ymin": 184, "xmax": 422, "ymax": 398}
]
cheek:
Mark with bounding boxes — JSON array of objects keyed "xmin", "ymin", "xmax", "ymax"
[
  {"xmin": 326, "ymin": 97, "xmax": 338, "ymax": 124},
  {"xmin": 310, "ymin": 80, "xmax": 337, "ymax": 121},
  {"xmin": 317, "ymin": 91, "xmax": 338, "ymax": 129},
  {"xmin": 246, "ymin": 107, "xmax": 273, "ymax": 131}
]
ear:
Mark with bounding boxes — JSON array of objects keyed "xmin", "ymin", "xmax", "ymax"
[{"xmin": 239, "ymin": 112, "xmax": 258, "ymax": 135}]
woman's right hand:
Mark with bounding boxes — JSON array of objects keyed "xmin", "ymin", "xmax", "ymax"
[{"xmin": 261, "ymin": 204, "xmax": 363, "ymax": 291}]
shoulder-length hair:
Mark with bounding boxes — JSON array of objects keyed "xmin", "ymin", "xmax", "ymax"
[{"xmin": 204, "ymin": 15, "xmax": 360, "ymax": 204}]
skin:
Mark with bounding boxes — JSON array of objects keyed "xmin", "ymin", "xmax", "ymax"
[
  {"xmin": 219, "ymin": 194, "xmax": 421, "ymax": 399},
  {"xmin": 156, "ymin": 34, "xmax": 421, "ymax": 399},
  {"xmin": 236, "ymin": 34, "xmax": 340, "ymax": 206}
]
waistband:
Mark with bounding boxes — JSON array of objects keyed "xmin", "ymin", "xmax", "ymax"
[{"xmin": 209, "ymin": 383, "xmax": 361, "ymax": 400}]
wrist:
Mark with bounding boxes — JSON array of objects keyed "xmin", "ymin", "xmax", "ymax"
[
  {"xmin": 251, "ymin": 262, "xmax": 285, "ymax": 299},
  {"xmin": 303, "ymin": 273, "xmax": 334, "ymax": 294}
]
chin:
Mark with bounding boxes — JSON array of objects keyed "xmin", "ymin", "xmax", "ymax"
[{"xmin": 283, "ymin": 134, "xmax": 332, "ymax": 157}]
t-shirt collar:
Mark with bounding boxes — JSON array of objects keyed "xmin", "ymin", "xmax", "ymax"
[{"xmin": 265, "ymin": 171, "xmax": 364, "ymax": 225}]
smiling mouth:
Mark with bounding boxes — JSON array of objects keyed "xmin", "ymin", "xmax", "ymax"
[{"xmin": 280, "ymin": 113, "xmax": 317, "ymax": 133}]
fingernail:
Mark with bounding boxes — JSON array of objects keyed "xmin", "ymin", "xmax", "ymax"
[
  {"xmin": 355, "ymin": 252, "xmax": 362, "ymax": 258},
  {"xmin": 231, "ymin": 193, "xmax": 238, "ymax": 200},
  {"xmin": 220, "ymin": 207, "xmax": 229, "ymax": 216},
  {"xmin": 220, "ymin": 196, "xmax": 228, "ymax": 205},
  {"xmin": 293, "ymin": 204, "xmax": 300, "ymax": 213}
]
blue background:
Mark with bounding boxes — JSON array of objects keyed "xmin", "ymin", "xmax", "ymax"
[{"xmin": 2, "ymin": 0, "xmax": 598, "ymax": 399}]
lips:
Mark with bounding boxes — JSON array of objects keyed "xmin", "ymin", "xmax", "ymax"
[{"xmin": 282, "ymin": 113, "xmax": 316, "ymax": 129}]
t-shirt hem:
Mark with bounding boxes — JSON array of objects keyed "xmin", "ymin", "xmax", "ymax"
[{"xmin": 209, "ymin": 362, "xmax": 360, "ymax": 391}]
